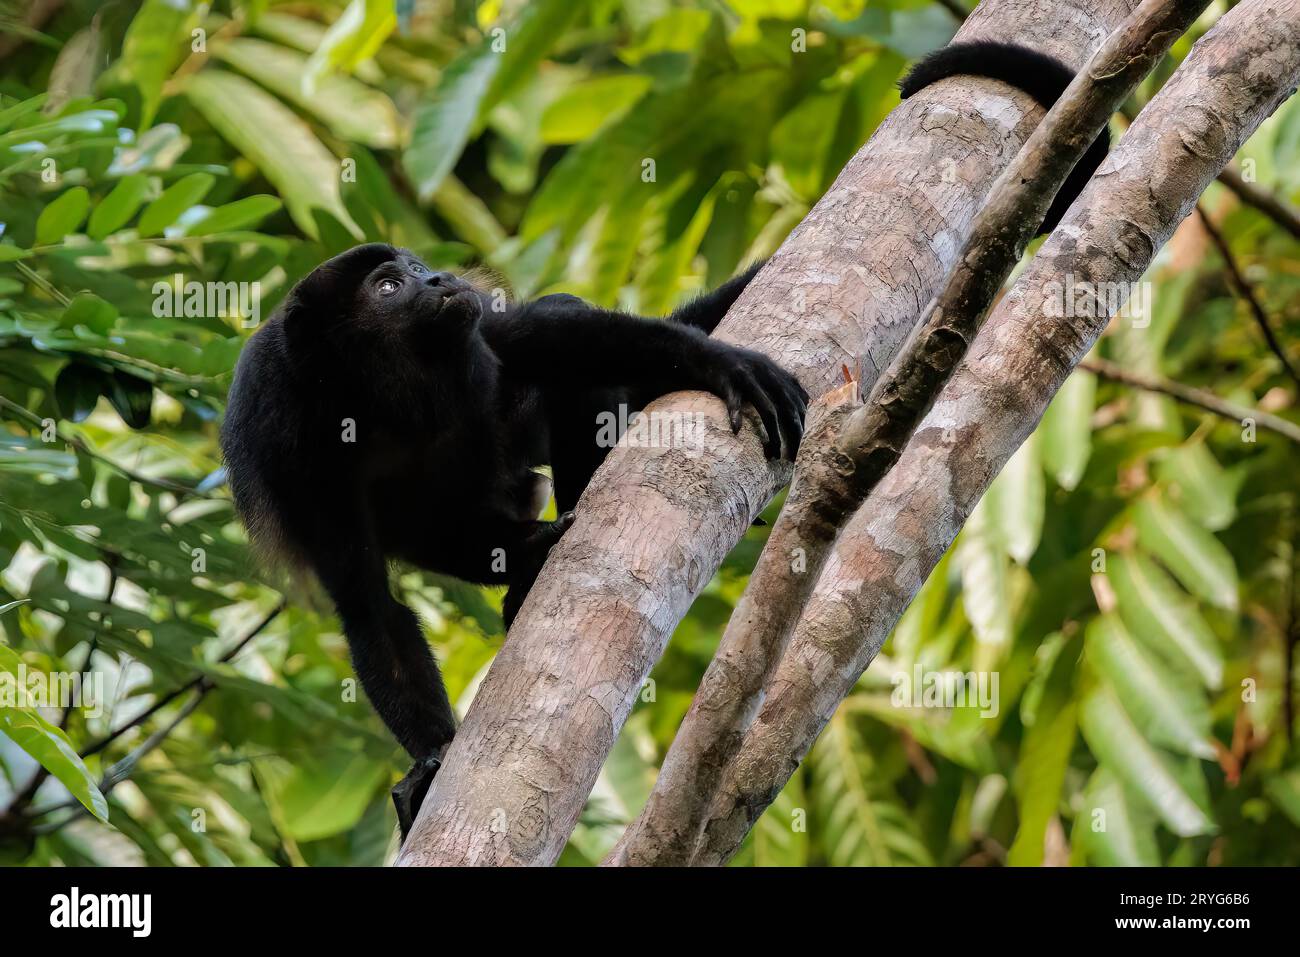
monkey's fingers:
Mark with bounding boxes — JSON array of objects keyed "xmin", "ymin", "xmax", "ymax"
[
  {"xmin": 717, "ymin": 380, "xmax": 745, "ymax": 435},
  {"xmin": 758, "ymin": 365, "xmax": 806, "ymax": 459},
  {"xmin": 736, "ymin": 367, "xmax": 783, "ymax": 458}
]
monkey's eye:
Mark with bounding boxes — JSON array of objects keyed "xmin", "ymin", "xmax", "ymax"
[
  {"xmin": 409, "ymin": 262, "xmax": 427, "ymax": 275},
  {"xmin": 376, "ymin": 278, "xmax": 401, "ymax": 296}
]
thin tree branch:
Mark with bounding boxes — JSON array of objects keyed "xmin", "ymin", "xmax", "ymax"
[
  {"xmin": 608, "ymin": 0, "xmax": 1210, "ymax": 867},
  {"xmin": 1196, "ymin": 205, "xmax": 1300, "ymax": 388},
  {"xmin": 1217, "ymin": 164, "xmax": 1300, "ymax": 241},
  {"xmin": 1080, "ymin": 357, "xmax": 1300, "ymax": 443},
  {"xmin": 78, "ymin": 600, "xmax": 284, "ymax": 762},
  {"xmin": 694, "ymin": 0, "xmax": 1300, "ymax": 865}
]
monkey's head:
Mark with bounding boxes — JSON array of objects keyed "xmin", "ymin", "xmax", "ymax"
[{"xmin": 281, "ymin": 243, "xmax": 483, "ymax": 343}]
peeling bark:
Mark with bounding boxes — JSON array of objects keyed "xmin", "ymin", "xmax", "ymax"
[
  {"xmin": 396, "ymin": 0, "xmax": 1138, "ymax": 867},
  {"xmin": 694, "ymin": 0, "xmax": 1300, "ymax": 866}
]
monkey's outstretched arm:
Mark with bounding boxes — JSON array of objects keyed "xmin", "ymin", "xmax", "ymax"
[{"xmin": 480, "ymin": 291, "xmax": 808, "ymax": 459}]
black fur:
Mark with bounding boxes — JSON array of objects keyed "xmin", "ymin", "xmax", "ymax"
[
  {"xmin": 220, "ymin": 245, "xmax": 806, "ymax": 835},
  {"xmin": 899, "ymin": 40, "xmax": 1111, "ymax": 234}
]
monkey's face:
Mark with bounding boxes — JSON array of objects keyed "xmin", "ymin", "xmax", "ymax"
[
  {"xmin": 356, "ymin": 250, "xmax": 477, "ymax": 333},
  {"xmin": 283, "ymin": 244, "xmax": 481, "ymax": 343}
]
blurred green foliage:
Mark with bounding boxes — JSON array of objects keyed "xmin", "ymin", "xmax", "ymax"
[{"xmin": 0, "ymin": 0, "xmax": 1297, "ymax": 866}]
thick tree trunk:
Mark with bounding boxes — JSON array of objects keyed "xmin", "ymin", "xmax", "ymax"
[
  {"xmin": 694, "ymin": 0, "xmax": 1300, "ymax": 865},
  {"xmin": 396, "ymin": 0, "xmax": 1138, "ymax": 867}
]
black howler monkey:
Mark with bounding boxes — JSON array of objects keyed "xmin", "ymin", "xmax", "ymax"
[
  {"xmin": 221, "ymin": 38, "xmax": 1105, "ymax": 840},
  {"xmin": 220, "ymin": 244, "xmax": 806, "ymax": 836}
]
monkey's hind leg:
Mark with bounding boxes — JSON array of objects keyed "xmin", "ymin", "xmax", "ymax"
[{"xmin": 312, "ymin": 545, "xmax": 458, "ymax": 840}]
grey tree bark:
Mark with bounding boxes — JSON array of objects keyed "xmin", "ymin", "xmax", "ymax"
[
  {"xmin": 396, "ymin": 0, "xmax": 1139, "ymax": 867},
  {"xmin": 694, "ymin": 0, "xmax": 1300, "ymax": 865}
]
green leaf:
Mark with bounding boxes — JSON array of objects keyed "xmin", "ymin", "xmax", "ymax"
[
  {"xmin": 1079, "ymin": 685, "xmax": 1215, "ymax": 837},
  {"xmin": 1154, "ymin": 442, "xmax": 1238, "ymax": 531},
  {"xmin": 1264, "ymin": 766, "xmax": 1300, "ymax": 828},
  {"xmin": 105, "ymin": 371, "xmax": 154, "ymax": 429},
  {"xmin": 46, "ymin": 23, "xmax": 105, "ymax": 113},
  {"xmin": 1079, "ymin": 768, "xmax": 1160, "ymax": 866},
  {"xmin": 1108, "ymin": 552, "xmax": 1223, "ymax": 689},
  {"xmin": 991, "ymin": 433, "xmax": 1044, "ymax": 564},
  {"xmin": 87, "ymin": 173, "xmax": 150, "ymax": 239},
  {"xmin": 0, "ymin": 644, "xmax": 108, "ymax": 822},
  {"xmin": 273, "ymin": 753, "xmax": 388, "ymax": 842},
  {"xmin": 117, "ymin": 0, "xmax": 198, "ymax": 127},
  {"xmin": 54, "ymin": 362, "xmax": 108, "ymax": 422},
  {"xmin": 60, "ymin": 293, "xmax": 119, "ymax": 335},
  {"xmin": 539, "ymin": 74, "xmax": 653, "ymax": 145},
  {"xmin": 0, "ymin": 245, "xmax": 32, "ymax": 261},
  {"xmin": 958, "ymin": 495, "xmax": 1012, "ymax": 667},
  {"xmin": 1039, "ymin": 367, "xmax": 1095, "ymax": 490},
  {"xmin": 1132, "ymin": 497, "xmax": 1238, "ymax": 610},
  {"xmin": 1086, "ymin": 615, "xmax": 1215, "ymax": 760},
  {"xmin": 214, "ymin": 38, "xmax": 401, "ymax": 149},
  {"xmin": 302, "ymin": 0, "xmax": 396, "ymax": 92},
  {"xmin": 404, "ymin": 44, "xmax": 500, "ymax": 201},
  {"xmin": 405, "ymin": 0, "xmax": 584, "ymax": 200},
  {"xmin": 182, "ymin": 195, "xmax": 282, "ymax": 236},
  {"xmin": 183, "ymin": 70, "xmax": 357, "ymax": 238},
  {"xmin": 1007, "ymin": 631, "xmax": 1079, "ymax": 866},
  {"xmin": 810, "ymin": 714, "xmax": 932, "ymax": 866},
  {"xmin": 106, "ymin": 122, "xmax": 188, "ymax": 176},
  {"xmin": 428, "ymin": 175, "xmax": 507, "ymax": 253},
  {"xmin": 35, "ymin": 187, "xmax": 91, "ymax": 244},
  {"xmin": 770, "ymin": 87, "xmax": 848, "ymax": 200},
  {"xmin": 137, "ymin": 172, "xmax": 216, "ymax": 237}
]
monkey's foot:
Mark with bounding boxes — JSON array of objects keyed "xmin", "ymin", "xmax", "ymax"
[{"xmin": 393, "ymin": 753, "xmax": 443, "ymax": 841}]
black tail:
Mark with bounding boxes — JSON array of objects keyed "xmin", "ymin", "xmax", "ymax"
[
  {"xmin": 669, "ymin": 260, "xmax": 765, "ymax": 334},
  {"xmin": 899, "ymin": 40, "xmax": 1110, "ymax": 235}
]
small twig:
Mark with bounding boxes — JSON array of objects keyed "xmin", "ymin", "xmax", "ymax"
[
  {"xmin": 78, "ymin": 600, "xmax": 285, "ymax": 762},
  {"xmin": 1080, "ymin": 358, "xmax": 1300, "ymax": 444},
  {"xmin": 1217, "ymin": 164, "xmax": 1300, "ymax": 241},
  {"xmin": 98, "ymin": 691, "xmax": 207, "ymax": 793},
  {"xmin": 1197, "ymin": 204, "xmax": 1300, "ymax": 389},
  {"xmin": 14, "ymin": 260, "xmax": 70, "ymax": 306}
]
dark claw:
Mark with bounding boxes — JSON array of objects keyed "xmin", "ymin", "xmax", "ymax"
[
  {"xmin": 393, "ymin": 752, "xmax": 443, "ymax": 840},
  {"xmin": 706, "ymin": 344, "xmax": 808, "ymax": 461}
]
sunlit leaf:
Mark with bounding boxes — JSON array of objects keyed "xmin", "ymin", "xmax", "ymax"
[{"xmin": 1132, "ymin": 497, "xmax": 1238, "ymax": 611}]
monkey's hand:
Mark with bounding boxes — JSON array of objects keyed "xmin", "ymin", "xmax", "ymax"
[
  {"xmin": 502, "ymin": 512, "xmax": 576, "ymax": 628},
  {"xmin": 393, "ymin": 750, "xmax": 447, "ymax": 841},
  {"xmin": 694, "ymin": 343, "xmax": 808, "ymax": 460}
]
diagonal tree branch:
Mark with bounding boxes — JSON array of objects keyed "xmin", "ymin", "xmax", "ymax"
[
  {"xmin": 1217, "ymin": 163, "xmax": 1300, "ymax": 241},
  {"xmin": 397, "ymin": 0, "xmax": 1140, "ymax": 866},
  {"xmin": 1081, "ymin": 357, "xmax": 1300, "ymax": 444},
  {"xmin": 1196, "ymin": 203, "xmax": 1300, "ymax": 387},
  {"xmin": 694, "ymin": 0, "xmax": 1300, "ymax": 865},
  {"xmin": 606, "ymin": 0, "xmax": 1209, "ymax": 868}
]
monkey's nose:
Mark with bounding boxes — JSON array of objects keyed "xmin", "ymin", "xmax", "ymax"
[{"xmin": 426, "ymin": 271, "xmax": 459, "ymax": 288}]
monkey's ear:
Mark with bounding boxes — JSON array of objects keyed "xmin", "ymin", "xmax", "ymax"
[{"xmin": 281, "ymin": 243, "xmax": 400, "ymax": 324}]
